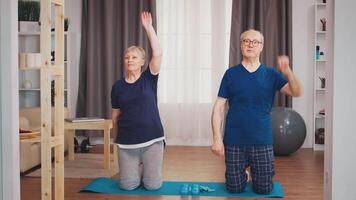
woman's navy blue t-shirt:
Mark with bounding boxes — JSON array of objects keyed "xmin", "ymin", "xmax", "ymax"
[
  {"xmin": 218, "ymin": 64, "xmax": 288, "ymax": 145},
  {"xmin": 111, "ymin": 68, "xmax": 164, "ymax": 148}
]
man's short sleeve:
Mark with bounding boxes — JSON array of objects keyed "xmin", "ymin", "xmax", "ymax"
[
  {"xmin": 218, "ymin": 70, "xmax": 230, "ymax": 98},
  {"xmin": 272, "ymin": 68, "xmax": 288, "ymax": 91}
]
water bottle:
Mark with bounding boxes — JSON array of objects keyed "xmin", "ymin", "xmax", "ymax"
[{"xmin": 316, "ymin": 46, "xmax": 320, "ymax": 60}]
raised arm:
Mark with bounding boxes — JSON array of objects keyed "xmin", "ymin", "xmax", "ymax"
[
  {"xmin": 111, "ymin": 108, "xmax": 121, "ymax": 142},
  {"xmin": 211, "ymin": 97, "xmax": 227, "ymax": 156},
  {"xmin": 141, "ymin": 11, "xmax": 162, "ymax": 75},
  {"xmin": 277, "ymin": 55, "xmax": 303, "ymax": 97}
]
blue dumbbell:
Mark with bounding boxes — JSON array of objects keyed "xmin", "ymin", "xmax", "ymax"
[
  {"xmin": 179, "ymin": 184, "xmax": 190, "ymax": 195},
  {"xmin": 191, "ymin": 184, "xmax": 200, "ymax": 195}
]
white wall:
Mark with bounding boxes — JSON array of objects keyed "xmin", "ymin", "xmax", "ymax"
[
  {"xmin": 326, "ymin": 0, "xmax": 356, "ymax": 199},
  {"xmin": 0, "ymin": 0, "xmax": 20, "ymax": 199},
  {"xmin": 292, "ymin": 0, "xmax": 315, "ymax": 148}
]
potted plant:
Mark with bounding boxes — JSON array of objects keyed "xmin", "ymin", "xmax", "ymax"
[
  {"xmin": 18, "ymin": 1, "xmax": 40, "ymax": 32},
  {"xmin": 51, "ymin": 17, "xmax": 70, "ymax": 32}
]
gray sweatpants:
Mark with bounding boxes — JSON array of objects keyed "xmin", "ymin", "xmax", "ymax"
[{"xmin": 118, "ymin": 141, "xmax": 164, "ymax": 190}]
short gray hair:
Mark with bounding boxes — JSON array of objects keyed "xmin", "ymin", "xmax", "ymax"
[
  {"xmin": 240, "ymin": 29, "xmax": 264, "ymax": 44},
  {"xmin": 124, "ymin": 46, "xmax": 146, "ymax": 60}
]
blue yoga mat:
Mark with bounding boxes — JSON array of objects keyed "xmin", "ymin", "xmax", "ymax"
[{"xmin": 80, "ymin": 178, "xmax": 284, "ymax": 198}]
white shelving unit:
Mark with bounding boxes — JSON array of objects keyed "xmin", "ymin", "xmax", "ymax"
[
  {"xmin": 313, "ymin": 0, "xmax": 328, "ymax": 151},
  {"xmin": 18, "ymin": 31, "xmax": 77, "ymax": 117}
]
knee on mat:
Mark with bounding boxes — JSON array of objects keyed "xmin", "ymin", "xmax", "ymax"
[
  {"xmin": 226, "ymin": 182, "xmax": 246, "ymax": 193},
  {"xmin": 119, "ymin": 180, "xmax": 140, "ymax": 191},
  {"xmin": 144, "ymin": 180, "xmax": 162, "ymax": 191},
  {"xmin": 252, "ymin": 183, "xmax": 273, "ymax": 194}
]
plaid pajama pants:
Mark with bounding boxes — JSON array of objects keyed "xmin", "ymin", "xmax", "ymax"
[{"xmin": 224, "ymin": 144, "xmax": 275, "ymax": 194}]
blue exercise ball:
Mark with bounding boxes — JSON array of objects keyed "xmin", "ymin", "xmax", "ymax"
[{"xmin": 271, "ymin": 107, "xmax": 306, "ymax": 156}]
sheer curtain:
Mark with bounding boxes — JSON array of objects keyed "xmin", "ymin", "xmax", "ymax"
[{"xmin": 156, "ymin": 0, "xmax": 232, "ymax": 146}]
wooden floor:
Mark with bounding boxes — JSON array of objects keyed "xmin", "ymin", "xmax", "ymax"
[{"xmin": 21, "ymin": 146, "xmax": 324, "ymax": 200}]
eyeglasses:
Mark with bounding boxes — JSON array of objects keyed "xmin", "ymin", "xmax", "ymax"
[{"xmin": 242, "ymin": 39, "xmax": 262, "ymax": 47}]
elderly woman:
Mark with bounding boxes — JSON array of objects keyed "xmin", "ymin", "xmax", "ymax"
[{"xmin": 111, "ymin": 11, "xmax": 164, "ymax": 191}]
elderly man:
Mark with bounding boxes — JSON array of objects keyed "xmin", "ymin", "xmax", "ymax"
[{"xmin": 211, "ymin": 29, "xmax": 302, "ymax": 194}]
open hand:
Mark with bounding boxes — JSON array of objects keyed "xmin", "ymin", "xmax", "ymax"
[
  {"xmin": 141, "ymin": 11, "xmax": 152, "ymax": 30},
  {"xmin": 277, "ymin": 55, "xmax": 292, "ymax": 76}
]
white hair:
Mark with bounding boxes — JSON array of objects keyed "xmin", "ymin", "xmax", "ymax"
[{"xmin": 240, "ymin": 29, "xmax": 264, "ymax": 43}]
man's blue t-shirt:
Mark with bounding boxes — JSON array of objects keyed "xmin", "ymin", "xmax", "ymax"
[
  {"xmin": 111, "ymin": 68, "xmax": 164, "ymax": 147},
  {"xmin": 218, "ymin": 64, "xmax": 288, "ymax": 145}
]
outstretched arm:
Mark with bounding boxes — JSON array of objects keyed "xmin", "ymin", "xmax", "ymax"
[
  {"xmin": 211, "ymin": 97, "xmax": 227, "ymax": 157},
  {"xmin": 278, "ymin": 55, "xmax": 303, "ymax": 97},
  {"xmin": 141, "ymin": 11, "xmax": 162, "ymax": 75}
]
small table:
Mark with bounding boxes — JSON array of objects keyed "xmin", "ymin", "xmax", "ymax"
[{"xmin": 64, "ymin": 119, "xmax": 118, "ymax": 170}]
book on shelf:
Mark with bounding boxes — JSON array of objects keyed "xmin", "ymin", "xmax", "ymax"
[{"xmin": 65, "ymin": 117, "xmax": 105, "ymax": 123}]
